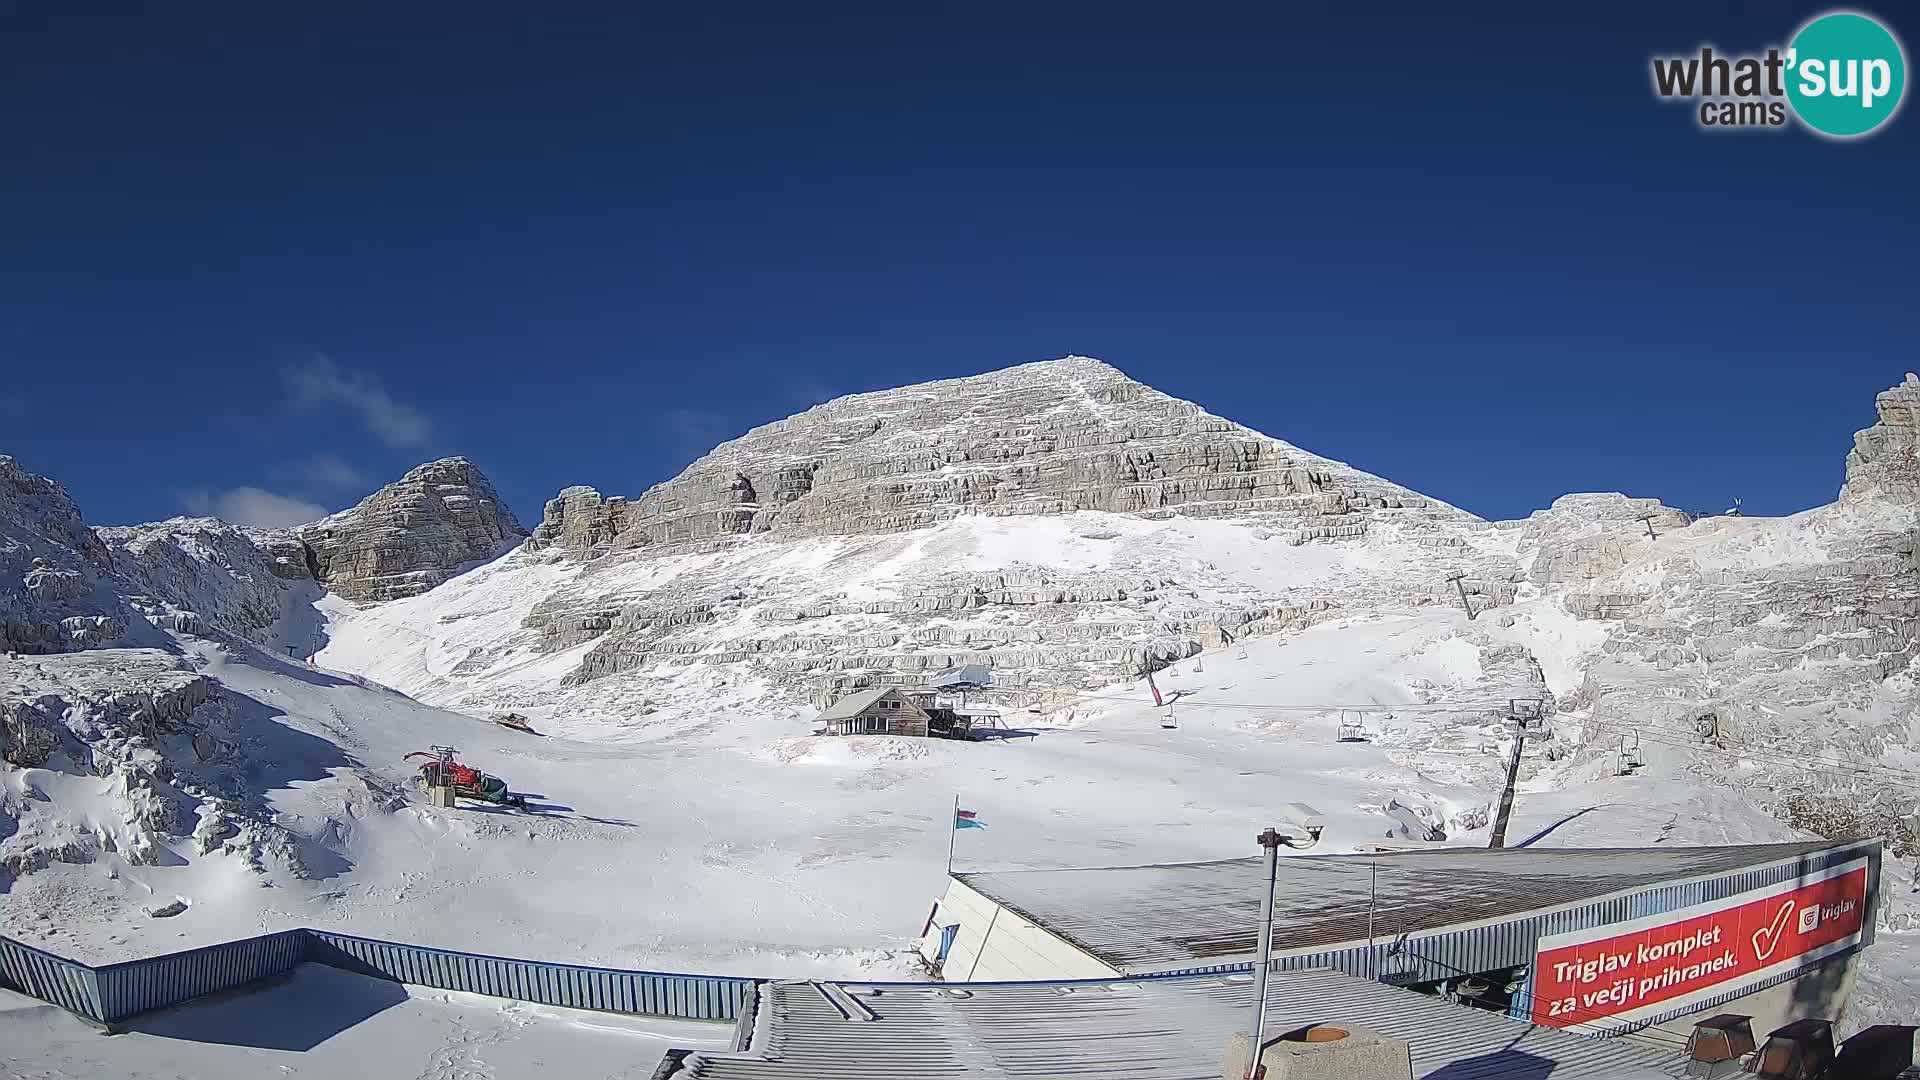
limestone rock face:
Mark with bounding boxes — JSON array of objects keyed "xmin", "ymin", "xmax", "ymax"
[
  {"xmin": 530, "ymin": 357, "xmax": 1466, "ymax": 559},
  {"xmin": 1, "ymin": 455, "xmax": 119, "ymax": 654},
  {"xmin": 373, "ymin": 360, "xmax": 1522, "ymax": 721},
  {"xmin": 1516, "ymin": 493, "xmax": 1693, "ymax": 585},
  {"xmin": 300, "ymin": 457, "xmax": 528, "ymax": 602},
  {"xmin": 1842, "ymin": 373, "xmax": 1920, "ymax": 503},
  {"xmin": 97, "ymin": 518, "xmax": 304, "ymax": 647}
]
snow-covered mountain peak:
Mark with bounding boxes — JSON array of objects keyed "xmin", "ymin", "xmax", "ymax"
[{"xmin": 528, "ymin": 356, "xmax": 1470, "ymax": 563}]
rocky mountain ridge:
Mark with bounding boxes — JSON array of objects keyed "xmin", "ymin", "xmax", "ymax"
[
  {"xmin": 494, "ymin": 358, "xmax": 1517, "ymax": 706},
  {"xmin": 312, "ymin": 366, "xmax": 1920, "ymax": 866},
  {"xmin": 3, "ymin": 456, "xmax": 529, "ymax": 664},
  {"xmin": 528, "ymin": 357, "xmax": 1466, "ymax": 559},
  {"xmin": 299, "ymin": 457, "xmax": 527, "ymax": 601}
]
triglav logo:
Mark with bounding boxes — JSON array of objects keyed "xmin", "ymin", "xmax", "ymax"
[{"xmin": 1651, "ymin": 9, "xmax": 1907, "ymax": 137}]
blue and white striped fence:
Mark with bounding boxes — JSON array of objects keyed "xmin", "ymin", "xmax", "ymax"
[
  {"xmin": 0, "ymin": 927, "xmax": 754, "ymax": 1027},
  {"xmin": 0, "ymin": 932, "xmax": 104, "ymax": 1021},
  {"xmin": 306, "ymin": 929, "xmax": 753, "ymax": 1020},
  {"xmin": 93, "ymin": 929, "xmax": 308, "ymax": 1023}
]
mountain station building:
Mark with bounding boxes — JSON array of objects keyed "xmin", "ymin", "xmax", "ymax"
[
  {"xmin": 814, "ymin": 687, "xmax": 931, "ymax": 737},
  {"xmin": 917, "ymin": 839, "xmax": 1881, "ymax": 1042}
]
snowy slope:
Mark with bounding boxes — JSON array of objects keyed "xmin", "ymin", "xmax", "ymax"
[
  {"xmin": 313, "ymin": 509, "xmax": 1524, "ymax": 741},
  {"xmin": 4, "ymin": 611, "xmax": 1565, "ymax": 974}
]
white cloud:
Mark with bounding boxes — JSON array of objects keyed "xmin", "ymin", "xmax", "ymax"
[
  {"xmin": 285, "ymin": 355, "xmax": 432, "ymax": 447},
  {"xmin": 183, "ymin": 487, "xmax": 328, "ymax": 529}
]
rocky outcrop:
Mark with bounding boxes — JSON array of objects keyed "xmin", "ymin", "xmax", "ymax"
[
  {"xmin": 1516, "ymin": 493, "xmax": 1692, "ymax": 585},
  {"xmin": 300, "ymin": 457, "xmax": 527, "ymax": 602},
  {"xmin": 97, "ymin": 518, "xmax": 303, "ymax": 647},
  {"xmin": 487, "ymin": 360, "xmax": 1517, "ymax": 703},
  {"xmin": 1842, "ymin": 373, "xmax": 1920, "ymax": 503},
  {"xmin": 529, "ymin": 358, "xmax": 1467, "ymax": 559},
  {"xmin": 1, "ymin": 455, "xmax": 120, "ymax": 654}
]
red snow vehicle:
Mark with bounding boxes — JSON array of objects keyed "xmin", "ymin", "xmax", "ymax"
[{"xmin": 407, "ymin": 747, "xmax": 526, "ymax": 808}]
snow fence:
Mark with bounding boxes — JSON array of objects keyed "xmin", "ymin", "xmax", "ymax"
[{"xmin": 0, "ymin": 927, "xmax": 754, "ymax": 1026}]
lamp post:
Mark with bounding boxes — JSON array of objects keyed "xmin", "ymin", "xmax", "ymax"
[{"xmin": 1243, "ymin": 811, "xmax": 1324, "ymax": 1080}]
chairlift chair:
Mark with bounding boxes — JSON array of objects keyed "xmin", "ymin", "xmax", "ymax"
[
  {"xmin": 1336, "ymin": 709, "xmax": 1367, "ymax": 742},
  {"xmin": 1161, "ymin": 705, "xmax": 1178, "ymax": 730}
]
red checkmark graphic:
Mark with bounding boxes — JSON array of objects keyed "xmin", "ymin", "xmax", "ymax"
[{"xmin": 1752, "ymin": 899, "xmax": 1795, "ymax": 961}]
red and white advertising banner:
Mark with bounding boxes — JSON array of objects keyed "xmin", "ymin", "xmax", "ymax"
[{"xmin": 1530, "ymin": 856, "xmax": 1870, "ymax": 1030}]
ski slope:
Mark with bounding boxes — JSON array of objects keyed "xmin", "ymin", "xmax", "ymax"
[{"xmin": 1, "ymin": 598, "xmax": 1819, "ymax": 982}]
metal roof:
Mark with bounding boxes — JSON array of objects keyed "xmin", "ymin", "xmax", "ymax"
[
  {"xmin": 958, "ymin": 841, "xmax": 1843, "ymax": 973},
  {"xmin": 666, "ymin": 967, "xmax": 1688, "ymax": 1079},
  {"xmin": 930, "ymin": 663, "xmax": 992, "ymax": 689},
  {"xmin": 815, "ymin": 687, "xmax": 896, "ymax": 721}
]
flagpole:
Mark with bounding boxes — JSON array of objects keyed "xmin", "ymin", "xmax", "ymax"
[{"xmin": 947, "ymin": 794, "xmax": 958, "ymax": 875}]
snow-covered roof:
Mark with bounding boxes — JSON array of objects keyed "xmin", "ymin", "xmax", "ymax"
[
  {"xmin": 815, "ymin": 687, "xmax": 899, "ymax": 721},
  {"xmin": 665, "ymin": 967, "xmax": 1681, "ymax": 1079},
  {"xmin": 956, "ymin": 840, "xmax": 1852, "ymax": 973},
  {"xmin": 929, "ymin": 662, "xmax": 992, "ymax": 689}
]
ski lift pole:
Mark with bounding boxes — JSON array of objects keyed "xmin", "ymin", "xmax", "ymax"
[
  {"xmin": 1488, "ymin": 700, "xmax": 1540, "ymax": 848},
  {"xmin": 1367, "ymin": 861, "xmax": 1377, "ymax": 980},
  {"xmin": 1244, "ymin": 828, "xmax": 1284, "ymax": 1078}
]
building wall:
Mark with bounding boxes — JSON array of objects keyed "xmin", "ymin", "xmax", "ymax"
[
  {"xmin": 927, "ymin": 879, "xmax": 1121, "ymax": 982},
  {"xmin": 830, "ymin": 693, "xmax": 930, "ymax": 736},
  {"xmin": 924, "ymin": 842, "xmax": 1880, "ymax": 1035}
]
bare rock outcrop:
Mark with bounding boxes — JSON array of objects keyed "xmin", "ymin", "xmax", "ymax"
[
  {"xmin": 97, "ymin": 517, "xmax": 303, "ymax": 647},
  {"xmin": 1, "ymin": 455, "xmax": 120, "ymax": 654},
  {"xmin": 495, "ymin": 360, "xmax": 1518, "ymax": 703},
  {"xmin": 300, "ymin": 457, "xmax": 527, "ymax": 602},
  {"xmin": 1516, "ymin": 492, "xmax": 1692, "ymax": 585},
  {"xmin": 529, "ymin": 357, "xmax": 1467, "ymax": 559},
  {"xmin": 1842, "ymin": 372, "xmax": 1920, "ymax": 503}
]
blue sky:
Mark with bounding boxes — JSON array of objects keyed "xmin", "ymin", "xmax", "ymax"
[{"xmin": 2, "ymin": 2, "xmax": 1915, "ymax": 529}]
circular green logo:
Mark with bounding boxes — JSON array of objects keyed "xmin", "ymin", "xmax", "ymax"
[{"xmin": 1786, "ymin": 11, "xmax": 1907, "ymax": 137}]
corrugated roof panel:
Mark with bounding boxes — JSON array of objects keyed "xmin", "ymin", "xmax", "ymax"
[
  {"xmin": 957, "ymin": 841, "xmax": 1843, "ymax": 972},
  {"xmin": 815, "ymin": 687, "xmax": 893, "ymax": 721},
  {"xmin": 672, "ymin": 967, "xmax": 1689, "ymax": 1079}
]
